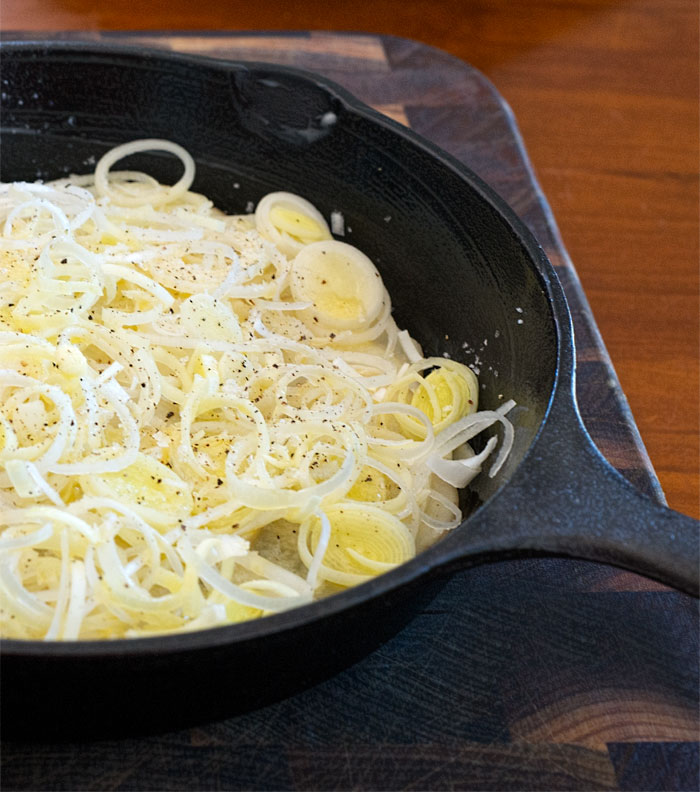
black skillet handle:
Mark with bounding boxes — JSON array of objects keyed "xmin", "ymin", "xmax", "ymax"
[{"xmin": 429, "ymin": 383, "xmax": 700, "ymax": 596}]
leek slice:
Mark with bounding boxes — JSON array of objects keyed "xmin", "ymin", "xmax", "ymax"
[{"xmin": 299, "ymin": 502, "xmax": 415, "ymax": 587}]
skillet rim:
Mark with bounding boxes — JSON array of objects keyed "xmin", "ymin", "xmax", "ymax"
[{"xmin": 0, "ymin": 39, "xmax": 571, "ymax": 658}]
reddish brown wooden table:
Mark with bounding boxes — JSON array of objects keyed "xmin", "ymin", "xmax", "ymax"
[{"xmin": 1, "ymin": 28, "xmax": 698, "ymax": 792}]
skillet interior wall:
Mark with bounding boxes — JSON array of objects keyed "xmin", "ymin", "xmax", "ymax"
[{"xmin": 0, "ymin": 44, "xmax": 558, "ymax": 510}]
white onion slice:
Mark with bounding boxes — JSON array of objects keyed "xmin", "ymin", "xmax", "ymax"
[{"xmin": 94, "ymin": 139, "xmax": 195, "ymax": 207}]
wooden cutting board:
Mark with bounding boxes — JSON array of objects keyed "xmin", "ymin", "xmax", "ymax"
[{"xmin": 2, "ymin": 31, "xmax": 697, "ymax": 792}]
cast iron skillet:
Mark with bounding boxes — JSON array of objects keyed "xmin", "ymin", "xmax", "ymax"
[{"xmin": 1, "ymin": 42, "xmax": 698, "ymax": 740}]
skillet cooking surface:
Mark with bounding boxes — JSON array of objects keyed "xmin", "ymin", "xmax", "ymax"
[{"xmin": 0, "ymin": 42, "xmax": 696, "ymax": 739}]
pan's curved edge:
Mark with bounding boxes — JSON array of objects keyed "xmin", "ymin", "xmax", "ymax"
[{"xmin": 0, "ymin": 39, "xmax": 573, "ymax": 656}]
